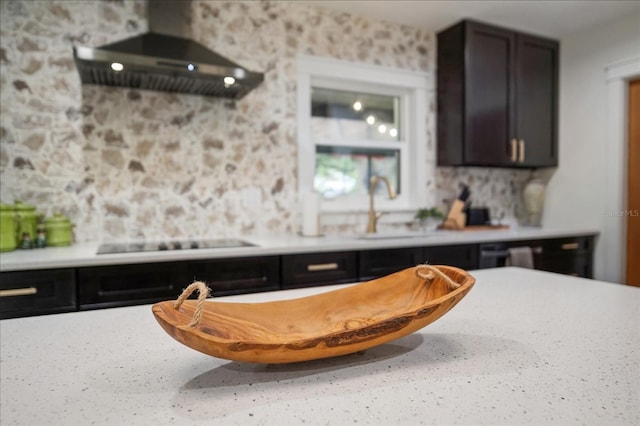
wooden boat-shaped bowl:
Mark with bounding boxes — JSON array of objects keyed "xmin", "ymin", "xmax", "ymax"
[{"xmin": 152, "ymin": 264, "xmax": 475, "ymax": 364}]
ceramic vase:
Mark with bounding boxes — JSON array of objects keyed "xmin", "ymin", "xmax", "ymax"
[{"xmin": 523, "ymin": 178, "xmax": 545, "ymax": 226}]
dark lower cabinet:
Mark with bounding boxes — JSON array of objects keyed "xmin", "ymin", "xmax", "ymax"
[
  {"xmin": 359, "ymin": 244, "xmax": 480, "ymax": 282},
  {"xmin": 537, "ymin": 256, "xmax": 590, "ymax": 278},
  {"xmin": 78, "ymin": 262, "xmax": 189, "ymax": 310},
  {"xmin": 482, "ymin": 235, "xmax": 595, "ymax": 278},
  {"xmin": 536, "ymin": 236, "xmax": 594, "ymax": 278},
  {"xmin": 424, "ymin": 244, "xmax": 479, "ymax": 271},
  {"xmin": 190, "ymin": 256, "xmax": 280, "ymax": 297},
  {"xmin": 282, "ymin": 251, "xmax": 357, "ymax": 289},
  {"xmin": 359, "ymin": 247, "xmax": 424, "ymax": 281},
  {"xmin": 1, "ymin": 234, "xmax": 596, "ymax": 318},
  {"xmin": 78, "ymin": 257, "xmax": 281, "ymax": 310},
  {"xmin": 0, "ymin": 268, "xmax": 76, "ymax": 319}
]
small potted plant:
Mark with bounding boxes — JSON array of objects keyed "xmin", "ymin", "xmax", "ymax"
[{"xmin": 415, "ymin": 207, "xmax": 444, "ymax": 232}]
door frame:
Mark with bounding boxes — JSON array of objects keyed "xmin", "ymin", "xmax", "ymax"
[
  {"xmin": 627, "ymin": 79, "xmax": 640, "ymax": 285},
  {"xmin": 604, "ymin": 56, "xmax": 640, "ymax": 283}
]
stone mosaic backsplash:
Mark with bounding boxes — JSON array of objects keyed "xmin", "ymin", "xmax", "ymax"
[{"xmin": 0, "ymin": 0, "xmax": 532, "ymax": 242}]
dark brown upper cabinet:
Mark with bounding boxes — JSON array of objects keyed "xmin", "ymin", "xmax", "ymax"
[{"xmin": 437, "ymin": 20, "xmax": 559, "ymax": 168}]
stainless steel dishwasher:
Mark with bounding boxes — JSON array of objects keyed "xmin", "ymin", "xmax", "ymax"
[{"xmin": 478, "ymin": 242, "xmax": 543, "ymax": 269}]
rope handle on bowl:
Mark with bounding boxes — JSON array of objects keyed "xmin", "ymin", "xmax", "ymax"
[
  {"xmin": 415, "ymin": 264, "xmax": 461, "ymax": 290},
  {"xmin": 173, "ymin": 281, "xmax": 211, "ymax": 327}
]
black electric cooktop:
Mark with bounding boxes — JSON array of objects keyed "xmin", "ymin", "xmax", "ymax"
[{"xmin": 97, "ymin": 239, "xmax": 255, "ymax": 254}]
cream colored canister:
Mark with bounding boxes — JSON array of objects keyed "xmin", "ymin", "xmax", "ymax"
[{"xmin": 523, "ymin": 179, "xmax": 545, "ymax": 226}]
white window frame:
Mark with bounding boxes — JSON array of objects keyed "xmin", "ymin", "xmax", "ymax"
[{"xmin": 297, "ymin": 55, "xmax": 429, "ymax": 213}]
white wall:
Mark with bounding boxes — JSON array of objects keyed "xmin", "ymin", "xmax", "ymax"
[{"xmin": 545, "ymin": 12, "xmax": 640, "ymax": 282}]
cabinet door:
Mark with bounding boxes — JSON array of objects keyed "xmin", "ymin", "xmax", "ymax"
[
  {"xmin": 0, "ymin": 268, "xmax": 76, "ymax": 319},
  {"xmin": 537, "ymin": 255, "xmax": 591, "ymax": 278},
  {"xmin": 282, "ymin": 252, "xmax": 357, "ymax": 289},
  {"xmin": 359, "ymin": 247, "xmax": 423, "ymax": 281},
  {"xmin": 505, "ymin": 236, "xmax": 593, "ymax": 278},
  {"xmin": 465, "ymin": 21, "xmax": 516, "ymax": 165},
  {"xmin": 424, "ymin": 244, "xmax": 479, "ymax": 270},
  {"xmin": 189, "ymin": 256, "xmax": 280, "ymax": 297},
  {"xmin": 437, "ymin": 20, "xmax": 559, "ymax": 168},
  {"xmin": 537, "ymin": 236, "xmax": 593, "ymax": 278},
  {"xmin": 516, "ymin": 34, "xmax": 559, "ymax": 167},
  {"xmin": 78, "ymin": 262, "xmax": 189, "ymax": 309}
]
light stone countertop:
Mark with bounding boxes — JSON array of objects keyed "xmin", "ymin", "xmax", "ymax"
[
  {"xmin": 0, "ymin": 227, "xmax": 598, "ymax": 272},
  {"xmin": 1, "ymin": 267, "xmax": 637, "ymax": 426}
]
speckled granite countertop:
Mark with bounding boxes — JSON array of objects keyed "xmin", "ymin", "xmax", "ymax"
[
  {"xmin": 0, "ymin": 227, "xmax": 598, "ymax": 272},
  {"xmin": 1, "ymin": 267, "xmax": 637, "ymax": 426}
]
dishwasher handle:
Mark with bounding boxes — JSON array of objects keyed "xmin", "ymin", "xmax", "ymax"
[
  {"xmin": 480, "ymin": 249, "xmax": 509, "ymax": 258},
  {"xmin": 480, "ymin": 247, "xmax": 543, "ymax": 258}
]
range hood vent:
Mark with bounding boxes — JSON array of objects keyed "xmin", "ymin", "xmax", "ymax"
[{"xmin": 73, "ymin": 1, "xmax": 263, "ymax": 99}]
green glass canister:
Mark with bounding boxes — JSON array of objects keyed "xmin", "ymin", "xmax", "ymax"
[
  {"xmin": 44, "ymin": 213, "xmax": 74, "ymax": 247},
  {"xmin": 14, "ymin": 200, "xmax": 43, "ymax": 249},
  {"xmin": 0, "ymin": 203, "xmax": 18, "ymax": 252}
]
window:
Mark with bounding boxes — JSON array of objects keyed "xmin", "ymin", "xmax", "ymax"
[
  {"xmin": 297, "ymin": 55, "xmax": 429, "ymax": 213},
  {"xmin": 312, "ymin": 87, "xmax": 402, "ymax": 198}
]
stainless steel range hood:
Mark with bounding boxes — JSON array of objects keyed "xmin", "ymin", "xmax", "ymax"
[{"xmin": 73, "ymin": 0, "xmax": 263, "ymax": 99}]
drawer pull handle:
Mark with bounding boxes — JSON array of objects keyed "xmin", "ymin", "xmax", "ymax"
[
  {"xmin": 0, "ymin": 287, "xmax": 38, "ymax": 297},
  {"xmin": 307, "ymin": 262, "xmax": 339, "ymax": 272},
  {"xmin": 561, "ymin": 242, "xmax": 580, "ymax": 250}
]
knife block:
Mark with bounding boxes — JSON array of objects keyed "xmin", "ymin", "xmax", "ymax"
[{"xmin": 442, "ymin": 199, "xmax": 466, "ymax": 230}]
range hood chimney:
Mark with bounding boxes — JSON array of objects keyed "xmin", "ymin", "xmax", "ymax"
[{"xmin": 73, "ymin": 0, "xmax": 264, "ymax": 99}]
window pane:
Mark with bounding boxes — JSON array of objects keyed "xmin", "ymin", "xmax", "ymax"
[
  {"xmin": 311, "ymin": 88, "xmax": 400, "ymax": 142},
  {"xmin": 314, "ymin": 146, "xmax": 400, "ymax": 198}
]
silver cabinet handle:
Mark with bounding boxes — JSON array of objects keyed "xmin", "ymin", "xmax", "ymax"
[
  {"xmin": 561, "ymin": 242, "xmax": 580, "ymax": 250},
  {"xmin": 511, "ymin": 139, "xmax": 518, "ymax": 162},
  {"xmin": 480, "ymin": 250, "xmax": 509, "ymax": 258},
  {"xmin": 307, "ymin": 262, "xmax": 339, "ymax": 272},
  {"xmin": 0, "ymin": 287, "xmax": 38, "ymax": 297},
  {"xmin": 481, "ymin": 247, "xmax": 542, "ymax": 257},
  {"xmin": 519, "ymin": 139, "xmax": 525, "ymax": 163}
]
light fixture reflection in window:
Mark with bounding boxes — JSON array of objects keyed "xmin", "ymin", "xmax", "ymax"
[
  {"xmin": 224, "ymin": 76, "xmax": 236, "ymax": 85},
  {"xmin": 353, "ymin": 100, "xmax": 362, "ymax": 111},
  {"xmin": 366, "ymin": 115, "xmax": 376, "ymax": 125},
  {"xmin": 111, "ymin": 62, "xmax": 124, "ymax": 72},
  {"xmin": 389, "ymin": 128, "xmax": 398, "ymax": 137},
  {"xmin": 187, "ymin": 63, "xmax": 196, "ymax": 72},
  {"xmin": 378, "ymin": 124, "xmax": 387, "ymax": 134}
]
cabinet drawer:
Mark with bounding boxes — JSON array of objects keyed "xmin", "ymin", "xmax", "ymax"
[
  {"xmin": 540, "ymin": 236, "xmax": 592, "ymax": 255},
  {"xmin": 359, "ymin": 247, "xmax": 423, "ymax": 281},
  {"xmin": 189, "ymin": 256, "xmax": 280, "ymax": 297},
  {"xmin": 78, "ymin": 262, "xmax": 189, "ymax": 309},
  {"xmin": 0, "ymin": 269, "xmax": 76, "ymax": 319},
  {"xmin": 424, "ymin": 244, "xmax": 479, "ymax": 270},
  {"xmin": 282, "ymin": 252, "xmax": 357, "ymax": 288}
]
